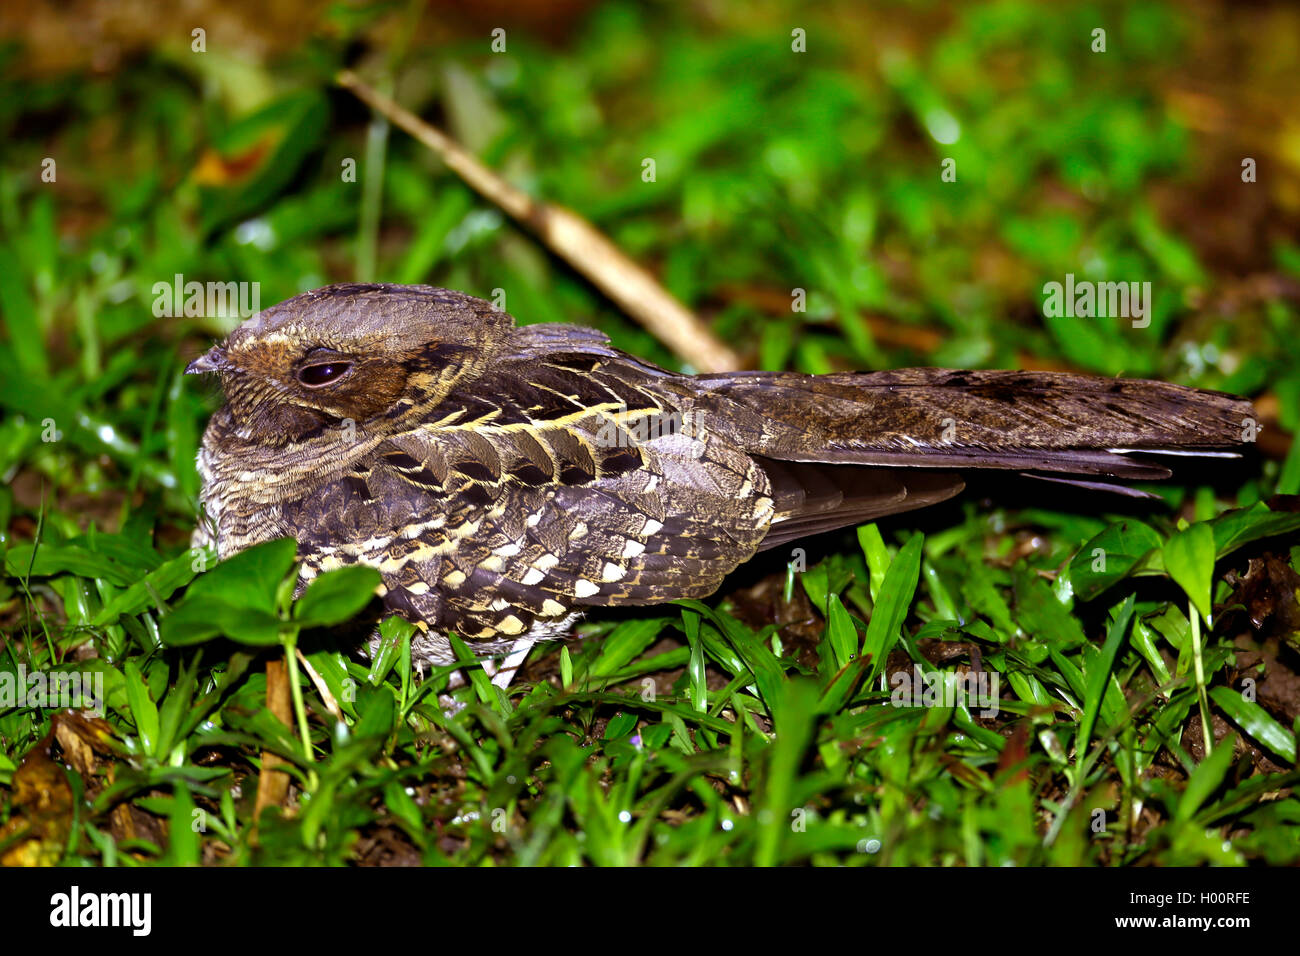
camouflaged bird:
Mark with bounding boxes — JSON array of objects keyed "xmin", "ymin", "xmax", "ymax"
[{"xmin": 188, "ymin": 283, "xmax": 1254, "ymax": 682}]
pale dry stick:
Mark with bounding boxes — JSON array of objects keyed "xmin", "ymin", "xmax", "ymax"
[
  {"xmin": 338, "ymin": 70, "xmax": 741, "ymax": 374},
  {"xmin": 252, "ymin": 657, "xmax": 293, "ymax": 841},
  {"xmin": 296, "ymin": 647, "xmax": 344, "ymax": 722}
]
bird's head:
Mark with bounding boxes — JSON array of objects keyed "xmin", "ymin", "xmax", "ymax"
[{"xmin": 186, "ymin": 283, "xmax": 513, "ymax": 444}]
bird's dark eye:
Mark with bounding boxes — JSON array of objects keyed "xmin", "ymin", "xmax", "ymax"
[{"xmin": 297, "ymin": 362, "xmax": 353, "ymax": 387}]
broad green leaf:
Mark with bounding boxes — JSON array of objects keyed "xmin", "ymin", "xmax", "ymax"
[
  {"xmin": 1278, "ymin": 439, "xmax": 1300, "ymax": 496},
  {"xmin": 1077, "ymin": 595, "xmax": 1135, "ymax": 769},
  {"xmin": 155, "ymin": 654, "xmax": 200, "ymax": 759},
  {"xmin": 559, "ymin": 645, "xmax": 573, "ymax": 688},
  {"xmin": 167, "ymin": 784, "xmax": 200, "ymax": 866},
  {"xmin": 1048, "ymin": 648, "xmax": 1087, "ymax": 703},
  {"xmin": 676, "ymin": 601, "xmax": 756, "ymax": 677},
  {"xmin": 798, "ymin": 554, "xmax": 853, "ymax": 612},
  {"xmin": 353, "ymin": 683, "xmax": 398, "ymax": 741},
  {"xmin": 825, "ymin": 594, "xmax": 858, "ymax": 669},
  {"xmin": 1130, "ymin": 618, "xmax": 1172, "ymax": 686},
  {"xmin": 187, "ymin": 537, "xmax": 298, "ymax": 613},
  {"xmin": 294, "ymin": 565, "xmax": 382, "ymax": 628},
  {"xmin": 604, "ymin": 711, "xmax": 638, "ymax": 739},
  {"xmin": 123, "ymin": 659, "xmax": 159, "ymax": 754},
  {"xmin": 1208, "ymin": 501, "xmax": 1300, "ymax": 556},
  {"xmin": 960, "ymin": 561, "xmax": 1017, "ymax": 637},
  {"xmin": 1210, "ymin": 686, "xmax": 1296, "ymax": 763},
  {"xmin": 857, "ymin": 523, "xmax": 890, "ymax": 601},
  {"xmin": 448, "ymin": 634, "xmax": 495, "ymax": 709},
  {"xmin": 0, "ymin": 241, "xmax": 47, "ymax": 377},
  {"xmin": 4, "ymin": 542, "xmax": 137, "ymax": 587},
  {"xmin": 1069, "ymin": 519, "xmax": 1164, "ymax": 600},
  {"xmin": 587, "ymin": 618, "xmax": 669, "ymax": 678},
  {"xmin": 681, "ymin": 600, "xmax": 783, "ymax": 720},
  {"xmin": 1012, "ymin": 564, "xmax": 1087, "ymax": 650},
  {"xmin": 160, "ymin": 596, "xmax": 282, "ymax": 646},
  {"xmin": 304, "ymin": 648, "xmax": 359, "ymax": 719},
  {"xmin": 864, "ymin": 532, "xmax": 924, "ymax": 680},
  {"xmin": 756, "ymin": 679, "xmax": 819, "ymax": 867},
  {"xmin": 384, "ymin": 780, "xmax": 425, "ymax": 835},
  {"xmin": 816, "ymin": 655, "xmax": 869, "ymax": 716},
  {"xmin": 92, "ymin": 548, "xmax": 206, "ymax": 625},
  {"xmin": 368, "ymin": 615, "xmax": 413, "ymax": 685},
  {"xmin": 1163, "ymin": 522, "xmax": 1215, "ymax": 623},
  {"xmin": 684, "ymin": 610, "xmax": 708, "ymax": 713}
]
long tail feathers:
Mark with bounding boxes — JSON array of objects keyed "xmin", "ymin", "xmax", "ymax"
[
  {"xmin": 690, "ymin": 368, "xmax": 1254, "ymax": 543},
  {"xmin": 696, "ymin": 368, "xmax": 1253, "ymax": 478},
  {"xmin": 756, "ymin": 460, "xmax": 964, "ymax": 551}
]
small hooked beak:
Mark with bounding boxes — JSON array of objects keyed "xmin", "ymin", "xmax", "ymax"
[{"xmin": 185, "ymin": 346, "xmax": 229, "ymax": 375}]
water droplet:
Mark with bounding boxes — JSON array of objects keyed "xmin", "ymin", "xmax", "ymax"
[{"xmin": 925, "ymin": 109, "xmax": 961, "ymax": 145}]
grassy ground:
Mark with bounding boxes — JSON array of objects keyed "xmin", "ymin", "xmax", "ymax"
[{"xmin": 2, "ymin": 0, "xmax": 1300, "ymax": 865}]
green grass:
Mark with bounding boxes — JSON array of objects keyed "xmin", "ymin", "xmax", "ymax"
[{"xmin": 3, "ymin": 0, "xmax": 1300, "ymax": 865}]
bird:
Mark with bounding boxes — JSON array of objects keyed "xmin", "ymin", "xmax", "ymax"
[{"xmin": 186, "ymin": 283, "xmax": 1254, "ymax": 686}]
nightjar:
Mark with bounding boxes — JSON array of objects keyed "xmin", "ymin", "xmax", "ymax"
[{"xmin": 188, "ymin": 283, "xmax": 1253, "ymax": 684}]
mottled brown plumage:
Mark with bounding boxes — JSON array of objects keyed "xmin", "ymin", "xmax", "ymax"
[{"xmin": 188, "ymin": 283, "xmax": 1254, "ymax": 672}]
